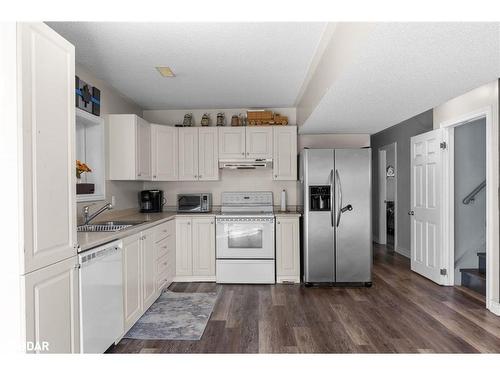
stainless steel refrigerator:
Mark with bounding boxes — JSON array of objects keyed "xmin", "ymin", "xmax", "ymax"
[{"xmin": 299, "ymin": 148, "xmax": 372, "ymax": 285}]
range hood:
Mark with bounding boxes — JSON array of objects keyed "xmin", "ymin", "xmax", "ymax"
[{"xmin": 219, "ymin": 159, "xmax": 272, "ymax": 170}]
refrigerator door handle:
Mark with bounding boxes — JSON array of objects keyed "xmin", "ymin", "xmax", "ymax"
[
  {"xmin": 329, "ymin": 169, "xmax": 334, "ymax": 227},
  {"xmin": 335, "ymin": 169, "xmax": 342, "ymax": 226}
]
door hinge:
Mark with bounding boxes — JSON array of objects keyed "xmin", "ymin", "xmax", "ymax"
[
  {"xmin": 440, "ymin": 268, "xmax": 447, "ymax": 276},
  {"xmin": 440, "ymin": 142, "xmax": 447, "ymax": 150}
]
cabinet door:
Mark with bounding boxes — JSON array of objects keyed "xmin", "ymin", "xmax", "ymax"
[
  {"xmin": 136, "ymin": 116, "xmax": 152, "ymax": 180},
  {"xmin": 122, "ymin": 234, "xmax": 142, "ymax": 331},
  {"xmin": 198, "ymin": 127, "xmax": 219, "ymax": 180},
  {"xmin": 276, "ymin": 217, "xmax": 300, "ymax": 282},
  {"xmin": 246, "ymin": 127, "xmax": 273, "ymax": 159},
  {"xmin": 273, "ymin": 126, "xmax": 297, "ymax": 180},
  {"xmin": 141, "ymin": 230, "xmax": 157, "ymax": 310},
  {"xmin": 178, "ymin": 128, "xmax": 199, "ymax": 181},
  {"xmin": 151, "ymin": 125, "xmax": 178, "ymax": 181},
  {"xmin": 23, "ymin": 256, "xmax": 80, "ymax": 353},
  {"xmin": 18, "ymin": 23, "xmax": 77, "ymax": 274},
  {"xmin": 218, "ymin": 127, "xmax": 246, "ymax": 159},
  {"xmin": 108, "ymin": 115, "xmax": 137, "ymax": 180},
  {"xmin": 192, "ymin": 217, "xmax": 216, "ymax": 277},
  {"xmin": 175, "ymin": 218, "xmax": 193, "ymax": 276}
]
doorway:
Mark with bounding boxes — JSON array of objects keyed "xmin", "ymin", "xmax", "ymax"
[
  {"xmin": 452, "ymin": 118, "xmax": 486, "ymax": 295},
  {"xmin": 378, "ymin": 143, "xmax": 397, "ymax": 252}
]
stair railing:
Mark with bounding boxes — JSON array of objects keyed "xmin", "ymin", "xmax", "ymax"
[{"xmin": 462, "ymin": 179, "xmax": 486, "ymax": 205}]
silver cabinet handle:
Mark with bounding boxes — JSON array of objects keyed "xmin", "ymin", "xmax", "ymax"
[
  {"xmin": 153, "ymin": 175, "xmax": 157, "ymax": 179},
  {"xmin": 199, "ymin": 175, "xmax": 202, "ymax": 178},
  {"xmin": 241, "ymin": 152, "xmax": 245, "ymax": 155},
  {"xmin": 408, "ymin": 210, "xmax": 415, "ymax": 216}
]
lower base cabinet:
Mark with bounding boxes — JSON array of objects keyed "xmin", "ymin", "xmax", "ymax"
[
  {"xmin": 22, "ymin": 256, "xmax": 80, "ymax": 353},
  {"xmin": 122, "ymin": 234, "xmax": 142, "ymax": 332},
  {"xmin": 122, "ymin": 220, "xmax": 176, "ymax": 332},
  {"xmin": 175, "ymin": 216, "xmax": 215, "ymax": 281},
  {"xmin": 276, "ymin": 216, "xmax": 301, "ymax": 283}
]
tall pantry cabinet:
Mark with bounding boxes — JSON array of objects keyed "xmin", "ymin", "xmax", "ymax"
[{"xmin": 18, "ymin": 23, "xmax": 80, "ymax": 353}]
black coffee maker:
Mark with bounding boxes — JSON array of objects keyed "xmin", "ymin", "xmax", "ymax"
[{"xmin": 139, "ymin": 190, "xmax": 165, "ymax": 213}]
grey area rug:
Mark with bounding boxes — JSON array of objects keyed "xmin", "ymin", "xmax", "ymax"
[{"xmin": 124, "ymin": 290, "xmax": 218, "ymax": 340}]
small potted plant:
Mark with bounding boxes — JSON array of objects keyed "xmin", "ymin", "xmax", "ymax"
[{"xmin": 76, "ymin": 160, "xmax": 95, "ymax": 195}]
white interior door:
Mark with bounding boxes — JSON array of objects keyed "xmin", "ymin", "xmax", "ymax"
[{"xmin": 410, "ymin": 129, "xmax": 443, "ymax": 284}]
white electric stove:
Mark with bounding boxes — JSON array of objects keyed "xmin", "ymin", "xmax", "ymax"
[{"xmin": 216, "ymin": 192, "xmax": 275, "ymax": 284}]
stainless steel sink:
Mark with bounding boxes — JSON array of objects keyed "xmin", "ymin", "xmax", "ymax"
[{"xmin": 77, "ymin": 220, "xmax": 146, "ymax": 232}]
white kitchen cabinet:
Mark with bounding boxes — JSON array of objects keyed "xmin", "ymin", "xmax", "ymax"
[
  {"xmin": 108, "ymin": 114, "xmax": 152, "ymax": 180},
  {"xmin": 192, "ymin": 217, "xmax": 216, "ymax": 276},
  {"xmin": 276, "ymin": 216, "xmax": 300, "ymax": 283},
  {"xmin": 273, "ymin": 126, "xmax": 297, "ymax": 181},
  {"xmin": 198, "ymin": 127, "xmax": 219, "ymax": 180},
  {"xmin": 23, "ymin": 256, "xmax": 80, "ymax": 353},
  {"xmin": 175, "ymin": 216, "xmax": 216, "ymax": 281},
  {"xmin": 151, "ymin": 125, "xmax": 178, "ymax": 181},
  {"xmin": 175, "ymin": 217, "xmax": 193, "ymax": 276},
  {"xmin": 141, "ymin": 229, "xmax": 157, "ymax": 310},
  {"xmin": 178, "ymin": 128, "xmax": 199, "ymax": 181},
  {"xmin": 246, "ymin": 126, "xmax": 273, "ymax": 159},
  {"xmin": 218, "ymin": 127, "xmax": 246, "ymax": 159},
  {"xmin": 18, "ymin": 23, "xmax": 77, "ymax": 274},
  {"xmin": 122, "ymin": 234, "xmax": 142, "ymax": 331},
  {"xmin": 136, "ymin": 117, "xmax": 152, "ymax": 180}
]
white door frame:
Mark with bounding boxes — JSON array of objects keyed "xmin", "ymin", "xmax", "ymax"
[
  {"xmin": 378, "ymin": 143, "xmax": 398, "ymax": 252},
  {"xmin": 440, "ymin": 106, "xmax": 494, "ymax": 311},
  {"xmin": 378, "ymin": 149, "xmax": 387, "ymax": 244}
]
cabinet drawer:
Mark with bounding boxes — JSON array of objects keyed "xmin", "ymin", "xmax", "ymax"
[
  {"xmin": 154, "ymin": 219, "xmax": 175, "ymax": 243},
  {"xmin": 157, "ymin": 253, "xmax": 170, "ymax": 275},
  {"xmin": 156, "ymin": 271, "xmax": 169, "ymax": 291},
  {"xmin": 155, "ymin": 236, "xmax": 174, "ymax": 260}
]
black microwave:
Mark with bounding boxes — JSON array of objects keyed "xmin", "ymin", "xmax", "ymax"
[{"xmin": 177, "ymin": 193, "xmax": 212, "ymax": 213}]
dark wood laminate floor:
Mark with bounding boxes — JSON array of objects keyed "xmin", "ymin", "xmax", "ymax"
[{"xmin": 108, "ymin": 244, "xmax": 500, "ymax": 353}]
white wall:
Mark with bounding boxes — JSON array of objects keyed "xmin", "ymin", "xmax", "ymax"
[
  {"xmin": 433, "ymin": 80, "xmax": 499, "ymax": 311},
  {"xmin": 75, "ymin": 64, "xmax": 145, "ymax": 220},
  {"xmin": 144, "ymin": 168, "xmax": 298, "ymax": 207}
]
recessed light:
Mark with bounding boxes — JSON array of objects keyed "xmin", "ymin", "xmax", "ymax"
[{"xmin": 156, "ymin": 66, "xmax": 175, "ymax": 77}]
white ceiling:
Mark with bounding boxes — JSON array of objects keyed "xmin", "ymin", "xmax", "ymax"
[
  {"xmin": 301, "ymin": 22, "xmax": 500, "ymax": 134},
  {"xmin": 47, "ymin": 22, "xmax": 327, "ymax": 110}
]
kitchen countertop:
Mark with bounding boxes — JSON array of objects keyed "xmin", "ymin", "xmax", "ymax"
[{"xmin": 78, "ymin": 206, "xmax": 301, "ymax": 252}]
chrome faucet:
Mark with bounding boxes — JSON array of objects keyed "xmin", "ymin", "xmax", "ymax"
[{"xmin": 82, "ymin": 202, "xmax": 113, "ymax": 225}]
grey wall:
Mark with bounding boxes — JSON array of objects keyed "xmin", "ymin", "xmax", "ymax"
[
  {"xmin": 454, "ymin": 118, "xmax": 486, "ymax": 283},
  {"xmin": 371, "ymin": 110, "xmax": 434, "ymax": 257}
]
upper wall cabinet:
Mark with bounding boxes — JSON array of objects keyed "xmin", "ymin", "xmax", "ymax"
[
  {"xmin": 218, "ymin": 127, "xmax": 246, "ymax": 159},
  {"xmin": 246, "ymin": 127, "xmax": 273, "ymax": 159},
  {"xmin": 151, "ymin": 125, "xmax": 178, "ymax": 181},
  {"xmin": 273, "ymin": 126, "xmax": 297, "ymax": 181},
  {"xmin": 178, "ymin": 128, "xmax": 199, "ymax": 181},
  {"xmin": 109, "ymin": 114, "xmax": 152, "ymax": 180},
  {"xmin": 18, "ymin": 23, "xmax": 77, "ymax": 274},
  {"xmin": 178, "ymin": 127, "xmax": 219, "ymax": 181},
  {"xmin": 198, "ymin": 127, "xmax": 219, "ymax": 180},
  {"xmin": 219, "ymin": 126, "xmax": 273, "ymax": 160}
]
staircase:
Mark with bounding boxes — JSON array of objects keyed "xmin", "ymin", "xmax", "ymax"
[{"xmin": 460, "ymin": 252, "xmax": 486, "ymax": 296}]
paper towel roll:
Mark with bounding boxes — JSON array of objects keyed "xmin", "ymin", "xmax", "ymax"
[{"xmin": 280, "ymin": 189, "xmax": 287, "ymax": 212}]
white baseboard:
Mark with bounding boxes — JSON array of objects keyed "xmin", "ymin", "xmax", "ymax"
[
  {"xmin": 173, "ymin": 276, "xmax": 216, "ymax": 282},
  {"xmin": 396, "ymin": 247, "xmax": 410, "ymax": 258},
  {"xmin": 488, "ymin": 300, "xmax": 500, "ymax": 316}
]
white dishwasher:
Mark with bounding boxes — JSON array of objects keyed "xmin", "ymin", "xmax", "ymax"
[{"xmin": 79, "ymin": 240, "xmax": 124, "ymax": 353}]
